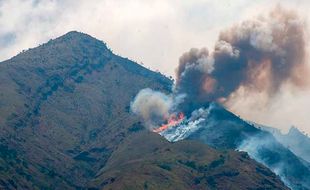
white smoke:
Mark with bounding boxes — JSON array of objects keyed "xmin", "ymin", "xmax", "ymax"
[
  {"xmin": 237, "ymin": 135, "xmax": 293, "ymax": 189},
  {"xmin": 161, "ymin": 106, "xmax": 212, "ymax": 142},
  {"xmin": 130, "ymin": 88, "xmax": 173, "ymax": 129},
  {"xmin": 226, "ymin": 83, "xmax": 310, "ymax": 134}
]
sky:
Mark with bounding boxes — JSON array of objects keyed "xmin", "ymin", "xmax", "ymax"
[
  {"xmin": 1, "ymin": 0, "xmax": 310, "ymax": 77},
  {"xmin": 1, "ymin": 0, "xmax": 310, "ymax": 134}
]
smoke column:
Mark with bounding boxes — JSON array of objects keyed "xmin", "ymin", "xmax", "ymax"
[
  {"xmin": 176, "ymin": 6, "xmax": 307, "ymax": 104},
  {"xmin": 132, "ymin": 6, "xmax": 310, "ymax": 134},
  {"xmin": 174, "ymin": 7, "xmax": 310, "ymax": 133}
]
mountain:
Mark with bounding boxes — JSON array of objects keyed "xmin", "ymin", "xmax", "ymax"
[
  {"xmin": 0, "ymin": 31, "xmax": 288, "ymax": 189},
  {"xmin": 0, "ymin": 31, "xmax": 171, "ymax": 189},
  {"xmin": 260, "ymin": 125, "xmax": 310, "ymax": 164},
  {"xmin": 161, "ymin": 103, "xmax": 310, "ymax": 190}
]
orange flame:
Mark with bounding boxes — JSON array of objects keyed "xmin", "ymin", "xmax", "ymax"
[{"xmin": 152, "ymin": 112, "xmax": 185, "ymax": 133}]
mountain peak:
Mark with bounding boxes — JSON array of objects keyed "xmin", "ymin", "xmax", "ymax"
[
  {"xmin": 52, "ymin": 31, "xmax": 106, "ymax": 46},
  {"xmin": 61, "ymin": 30, "xmax": 89, "ymax": 37},
  {"xmin": 43, "ymin": 30, "xmax": 110, "ymax": 55},
  {"xmin": 7, "ymin": 31, "xmax": 111, "ymax": 66}
]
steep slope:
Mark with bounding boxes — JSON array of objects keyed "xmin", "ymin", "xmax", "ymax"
[
  {"xmin": 0, "ymin": 31, "xmax": 288, "ymax": 189},
  {"xmin": 90, "ymin": 131, "xmax": 288, "ymax": 190},
  {"xmin": 161, "ymin": 103, "xmax": 310, "ymax": 190},
  {"xmin": 261, "ymin": 126, "xmax": 310, "ymax": 164}
]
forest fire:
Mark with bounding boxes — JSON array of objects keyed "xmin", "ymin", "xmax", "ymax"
[{"xmin": 152, "ymin": 112, "xmax": 185, "ymax": 133}]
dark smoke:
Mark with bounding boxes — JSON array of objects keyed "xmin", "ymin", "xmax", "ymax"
[
  {"xmin": 175, "ymin": 7, "xmax": 308, "ymax": 113},
  {"xmin": 131, "ymin": 6, "xmax": 310, "ymax": 133},
  {"xmin": 174, "ymin": 47, "xmax": 215, "ymax": 113}
]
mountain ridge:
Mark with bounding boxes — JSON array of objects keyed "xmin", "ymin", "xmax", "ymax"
[{"xmin": 0, "ymin": 31, "xmax": 289, "ymax": 189}]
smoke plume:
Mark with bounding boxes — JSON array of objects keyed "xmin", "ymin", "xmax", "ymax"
[
  {"xmin": 132, "ymin": 7, "xmax": 310, "ymax": 134},
  {"xmin": 173, "ymin": 7, "xmax": 310, "ymax": 133},
  {"xmin": 130, "ymin": 88, "xmax": 173, "ymax": 129},
  {"xmin": 175, "ymin": 7, "xmax": 308, "ymax": 109}
]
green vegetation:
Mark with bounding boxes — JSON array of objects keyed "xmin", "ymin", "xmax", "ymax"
[
  {"xmin": 0, "ymin": 31, "xmax": 288, "ymax": 189},
  {"xmin": 89, "ymin": 131, "xmax": 288, "ymax": 190}
]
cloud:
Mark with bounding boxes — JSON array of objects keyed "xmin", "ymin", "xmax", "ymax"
[{"xmin": 2, "ymin": 0, "xmax": 310, "ymax": 77}]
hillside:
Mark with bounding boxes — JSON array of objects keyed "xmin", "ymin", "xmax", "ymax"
[
  {"xmin": 161, "ymin": 103, "xmax": 310, "ymax": 189},
  {"xmin": 90, "ymin": 131, "xmax": 288, "ymax": 190},
  {"xmin": 0, "ymin": 31, "xmax": 288, "ymax": 189},
  {"xmin": 0, "ymin": 31, "xmax": 171, "ymax": 189}
]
